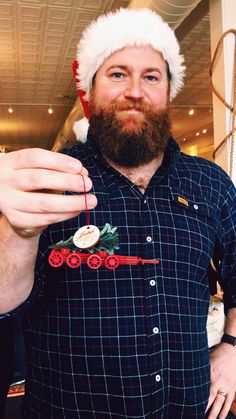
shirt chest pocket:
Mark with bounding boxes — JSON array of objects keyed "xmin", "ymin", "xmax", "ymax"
[
  {"xmin": 170, "ymin": 188, "xmax": 217, "ymax": 220},
  {"xmin": 163, "ymin": 187, "xmax": 219, "ymax": 264}
]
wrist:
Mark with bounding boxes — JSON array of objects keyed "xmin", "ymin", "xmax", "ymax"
[{"xmin": 221, "ymin": 333, "xmax": 236, "ymax": 348}]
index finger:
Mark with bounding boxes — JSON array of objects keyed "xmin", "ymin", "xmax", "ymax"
[{"xmin": 8, "ymin": 148, "xmax": 84, "ymax": 174}]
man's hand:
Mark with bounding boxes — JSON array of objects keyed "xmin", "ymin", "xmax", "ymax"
[
  {"xmin": 206, "ymin": 342, "xmax": 236, "ymax": 418},
  {"xmin": 0, "ymin": 148, "xmax": 97, "ymax": 234}
]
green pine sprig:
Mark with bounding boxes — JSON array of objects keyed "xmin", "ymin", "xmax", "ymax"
[
  {"xmin": 49, "ymin": 223, "xmax": 120, "ymax": 255},
  {"xmin": 88, "ymin": 223, "xmax": 119, "ymax": 255}
]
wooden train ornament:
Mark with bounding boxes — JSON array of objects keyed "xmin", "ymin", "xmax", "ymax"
[
  {"xmin": 48, "ymin": 248, "xmax": 160, "ymax": 270},
  {"xmin": 48, "ymin": 223, "xmax": 159, "ymax": 270}
]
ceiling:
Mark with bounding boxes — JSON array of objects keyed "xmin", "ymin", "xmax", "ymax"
[{"xmin": 0, "ymin": 0, "xmax": 214, "ymax": 161}]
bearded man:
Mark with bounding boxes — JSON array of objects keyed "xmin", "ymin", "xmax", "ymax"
[{"xmin": 0, "ymin": 8, "xmax": 236, "ymax": 419}]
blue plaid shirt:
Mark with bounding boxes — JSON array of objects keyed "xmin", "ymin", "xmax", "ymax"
[{"xmin": 10, "ymin": 138, "xmax": 236, "ymax": 418}]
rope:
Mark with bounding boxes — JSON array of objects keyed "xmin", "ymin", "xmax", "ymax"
[{"xmin": 210, "ymin": 29, "xmax": 236, "ymax": 177}]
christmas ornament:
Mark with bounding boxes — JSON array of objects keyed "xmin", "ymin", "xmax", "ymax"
[
  {"xmin": 48, "ymin": 176, "xmax": 159, "ymax": 270},
  {"xmin": 49, "ymin": 223, "xmax": 119, "ymax": 255},
  {"xmin": 73, "ymin": 225, "xmax": 100, "ymax": 249},
  {"xmin": 48, "ymin": 223, "xmax": 160, "ymax": 270}
]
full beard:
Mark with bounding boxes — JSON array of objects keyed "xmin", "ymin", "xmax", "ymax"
[{"xmin": 88, "ymin": 97, "xmax": 172, "ymax": 168}]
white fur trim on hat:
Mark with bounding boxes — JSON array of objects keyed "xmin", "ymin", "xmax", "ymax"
[
  {"xmin": 73, "ymin": 117, "xmax": 89, "ymax": 143},
  {"xmin": 76, "ymin": 8, "xmax": 185, "ymax": 101}
]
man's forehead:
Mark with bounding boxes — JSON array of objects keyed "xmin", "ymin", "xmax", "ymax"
[{"xmin": 98, "ymin": 45, "xmax": 166, "ymax": 71}]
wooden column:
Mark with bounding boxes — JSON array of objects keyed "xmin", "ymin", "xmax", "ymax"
[{"xmin": 209, "ymin": 0, "xmax": 236, "ymax": 183}]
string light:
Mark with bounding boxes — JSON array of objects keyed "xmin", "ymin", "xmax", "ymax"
[
  {"xmin": 8, "ymin": 105, "xmax": 13, "ymax": 114},
  {"xmin": 48, "ymin": 105, "xmax": 53, "ymax": 114},
  {"xmin": 202, "ymin": 129, "xmax": 207, "ymax": 134},
  {"xmin": 188, "ymin": 109, "xmax": 194, "ymax": 116},
  {"xmin": 196, "ymin": 132, "xmax": 200, "ymax": 136}
]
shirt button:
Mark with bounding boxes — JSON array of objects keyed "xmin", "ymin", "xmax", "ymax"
[
  {"xmin": 146, "ymin": 236, "xmax": 152, "ymax": 242},
  {"xmin": 150, "ymin": 280, "xmax": 156, "ymax": 286},
  {"xmin": 155, "ymin": 374, "xmax": 161, "ymax": 382},
  {"xmin": 153, "ymin": 327, "xmax": 159, "ymax": 334},
  {"xmin": 143, "ymin": 199, "xmax": 147, "ymax": 204},
  {"xmin": 194, "ymin": 204, "xmax": 199, "ymax": 210}
]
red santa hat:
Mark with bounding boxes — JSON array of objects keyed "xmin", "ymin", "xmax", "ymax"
[
  {"xmin": 73, "ymin": 7, "xmax": 185, "ymax": 142},
  {"xmin": 72, "ymin": 60, "xmax": 90, "ymax": 143}
]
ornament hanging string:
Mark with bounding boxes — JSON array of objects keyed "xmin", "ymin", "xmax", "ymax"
[
  {"xmin": 82, "ymin": 175, "xmax": 90, "ymax": 225},
  {"xmin": 72, "ymin": 177, "xmax": 100, "ymax": 249}
]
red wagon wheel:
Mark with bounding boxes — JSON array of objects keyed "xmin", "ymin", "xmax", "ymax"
[
  {"xmin": 87, "ymin": 254, "xmax": 102, "ymax": 269},
  {"xmin": 66, "ymin": 253, "xmax": 82, "ymax": 269},
  {"xmin": 48, "ymin": 250, "xmax": 63, "ymax": 268},
  {"xmin": 105, "ymin": 255, "xmax": 119, "ymax": 270}
]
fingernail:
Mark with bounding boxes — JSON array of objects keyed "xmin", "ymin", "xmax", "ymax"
[
  {"xmin": 87, "ymin": 194, "xmax": 97, "ymax": 209},
  {"xmin": 81, "ymin": 167, "xmax": 89, "ymax": 176}
]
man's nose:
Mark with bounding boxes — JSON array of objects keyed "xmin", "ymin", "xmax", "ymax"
[{"xmin": 124, "ymin": 77, "xmax": 144, "ymax": 99}]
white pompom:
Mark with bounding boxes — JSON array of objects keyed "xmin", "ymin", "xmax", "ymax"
[{"xmin": 73, "ymin": 117, "xmax": 89, "ymax": 143}]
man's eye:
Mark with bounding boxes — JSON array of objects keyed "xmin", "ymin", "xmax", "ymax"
[
  {"xmin": 145, "ymin": 75, "xmax": 158, "ymax": 82},
  {"xmin": 111, "ymin": 72, "xmax": 125, "ymax": 79}
]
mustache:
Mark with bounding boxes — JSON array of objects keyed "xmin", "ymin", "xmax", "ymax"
[
  {"xmin": 113, "ymin": 100, "xmax": 146, "ymax": 111},
  {"xmin": 91, "ymin": 98, "xmax": 156, "ymax": 114}
]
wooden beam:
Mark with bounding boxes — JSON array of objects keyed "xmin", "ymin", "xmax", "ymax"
[{"xmin": 175, "ymin": 0, "xmax": 209, "ymax": 42}]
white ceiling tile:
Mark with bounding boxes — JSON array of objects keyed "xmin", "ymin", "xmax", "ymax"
[
  {"xmin": 21, "ymin": 52, "xmax": 39, "ymax": 62},
  {"xmin": 0, "ymin": 3, "xmax": 13, "ymax": 16},
  {"xmin": 21, "ymin": 43, "xmax": 40, "ymax": 52},
  {"xmin": 0, "ymin": 69, "xmax": 17, "ymax": 77},
  {"xmin": 20, "ymin": 0, "xmax": 45, "ymax": 4},
  {"xmin": 45, "ymin": 34, "xmax": 65, "ymax": 44},
  {"xmin": 43, "ymin": 44, "xmax": 62, "ymax": 55},
  {"xmin": 41, "ymin": 54, "xmax": 58, "ymax": 63},
  {"xmin": 74, "ymin": 10, "xmax": 99, "ymax": 22},
  {"xmin": 46, "ymin": 22, "xmax": 68, "ymax": 32},
  {"xmin": 49, "ymin": 0, "xmax": 76, "ymax": 6},
  {"xmin": 77, "ymin": 0, "xmax": 107, "ymax": 9},
  {"xmin": 40, "ymin": 63, "xmax": 57, "ymax": 71},
  {"xmin": 0, "ymin": 52, "xmax": 15, "ymax": 60},
  {"xmin": 20, "ymin": 5, "xmax": 44, "ymax": 19},
  {"xmin": 0, "ymin": 32, "xmax": 14, "ymax": 41},
  {"xmin": 20, "ymin": 20, "xmax": 41, "ymax": 31},
  {"xmin": 0, "ymin": 41, "xmax": 14, "ymax": 50},
  {"xmin": 0, "ymin": 18, "xmax": 14, "ymax": 29},
  {"xmin": 21, "ymin": 62, "xmax": 38, "ymax": 70},
  {"xmin": 21, "ymin": 32, "xmax": 41, "ymax": 42},
  {"xmin": 47, "ymin": 9, "xmax": 72, "ymax": 21}
]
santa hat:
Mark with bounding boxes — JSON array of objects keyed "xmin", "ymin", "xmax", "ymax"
[
  {"xmin": 73, "ymin": 7, "xmax": 185, "ymax": 142},
  {"xmin": 72, "ymin": 60, "xmax": 89, "ymax": 143}
]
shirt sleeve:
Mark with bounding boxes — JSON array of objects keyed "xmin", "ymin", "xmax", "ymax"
[
  {"xmin": 217, "ymin": 181, "xmax": 236, "ymax": 314},
  {"xmin": 0, "ymin": 229, "xmax": 51, "ymax": 321}
]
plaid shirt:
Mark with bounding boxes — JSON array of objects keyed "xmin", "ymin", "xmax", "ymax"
[{"xmin": 8, "ymin": 138, "xmax": 236, "ymax": 418}]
